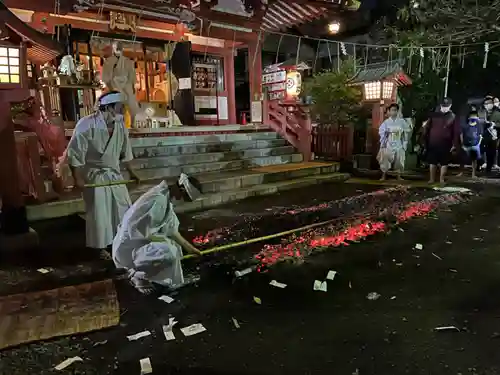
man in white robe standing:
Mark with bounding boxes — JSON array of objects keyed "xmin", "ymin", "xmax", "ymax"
[
  {"xmin": 377, "ymin": 103, "xmax": 410, "ymax": 180},
  {"xmin": 65, "ymin": 91, "xmax": 140, "ymax": 257},
  {"xmin": 112, "ymin": 179, "xmax": 202, "ymax": 294}
]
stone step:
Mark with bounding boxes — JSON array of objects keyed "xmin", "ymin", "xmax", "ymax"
[
  {"xmin": 26, "ymin": 162, "xmax": 343, "ymax": 221},
  {"xmin": 132, "ymin": 162, "xmax": 340, "ymax": 195},
  {"xmin": 124, "ymin": 153, "xmax": 304, "ymax": 180},
  {"xmin": 130, "ymin": 146, "xmax": 296, "ymax": 169},
  {"xmin": 133, "ymin": 138, "xmax": 289, "ymax": 158},
  {"xmin": 130, "ymin": 131, "xmax": 279, "ymax": 148}
]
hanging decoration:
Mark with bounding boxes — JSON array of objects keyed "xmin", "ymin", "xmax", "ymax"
[
  {"xmin": 340, "ymin": 42, "xmax": 347, "ymax": 56},
  {"xmin": 483, "ymin": 42, "xmax": 489, "ymax": 68}
]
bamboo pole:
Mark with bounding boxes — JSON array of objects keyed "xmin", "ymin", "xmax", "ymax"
[{"xmin": 181, "ymin": 217, "xmax": 342, "ymax": 260}]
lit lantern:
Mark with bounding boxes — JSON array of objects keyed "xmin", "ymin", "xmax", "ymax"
[
  {"xmin": 0, "ymin": 46, "xmax": 21, "ymax": 85},
  {"xmin": 285, "ymin": 70, "xmax": 301, "ymax": 100},
  {"xmin": 362, "ymin": 80, "xmax": 396, "ymax": 102}
]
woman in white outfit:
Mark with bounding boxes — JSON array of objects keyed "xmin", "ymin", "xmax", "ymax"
[
  {"xmin": 377, "ymin": 103, "xmax": 410, "ymax": 180},
  {"xmin": 112, "ymin": 178, "xmax": 202, "ymax": 294}
]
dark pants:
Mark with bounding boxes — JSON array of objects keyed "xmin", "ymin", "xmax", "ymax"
[
  {"xmin": 427, "ymin": 143, "xmax": 452, "ymax": 166},
  {"xmin": 483, "ymin": 140, "xmax": 497, "ymax": 172}
]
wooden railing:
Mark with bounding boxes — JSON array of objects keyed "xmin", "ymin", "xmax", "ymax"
[
  {"xmin": 311, "ymin": 124, "xmax": 353, "ymax": 161},
  {"xmin": 12, "ymin": 97, "xmax": 67, "ymax": 203},
  {"xmin": 263, "ymin": 100, "xmax": 312, "ymax": 161}
]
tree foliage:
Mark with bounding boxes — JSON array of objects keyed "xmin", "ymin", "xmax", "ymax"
[
  {"xmin": 303, "ymin": 57, "xmax": 363, "ymax": 126},
  {"xmin": 385, "ymin": 0, "xmax": 500, "ymax": 45}
]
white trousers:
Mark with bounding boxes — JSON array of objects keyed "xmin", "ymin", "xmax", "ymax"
[{"xmin": 378, "ymin": 147, "xmax": 405, "ymax": 173}]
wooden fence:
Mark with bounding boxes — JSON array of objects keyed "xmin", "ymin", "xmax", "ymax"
[{"xmin": 311, "ymin": 125, "xmax": 353, "ymax": 161}]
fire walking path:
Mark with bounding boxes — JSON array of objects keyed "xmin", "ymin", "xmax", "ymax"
[{"xmin": 2, "ymin": 181, "xmax": 500, "ymax": 374}]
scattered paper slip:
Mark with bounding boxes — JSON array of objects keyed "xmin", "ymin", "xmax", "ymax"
[
  {"xmin": 326, "ymin": 270, "xmax": 337, "ymax": 280},
  {"xmin": 446, "ymin": 241, "xmax": 453, "ymax": 245},
  {"xmin": 55, "ymin": 357, "xmax": 83, "ymax": 371},
  {"xmin": 181, "ymin": 323, "xmax": 207, "ymax": 337},
  {"xmin": 235, "ymin": 267, "xmax": 253, "ymax": 278},
  {"xmin": 37, "ymin": 268, "xmax": 51, "ymax": 274},
  {"xmin": 432, "ymin": 253, "xmax": 443, "ymax": 260},
  {"xmin": 480, "ymin": 229, "xmax": 488, "ymax": 232},
  {"xmin": 367, "ymin": 292, "xmax": 381, "ymax": 301},
  {"xmin": 232, "ymin": 317, "xmax": 240, "ymax": 329},
  {"xmin": 140, "ymin": 358, "xmax": 152, "ymax": 374},
  {"xmin": 127, "ymin": 330, "xmax": 151, "ymax": 341},
  {"xmin": 253, "ymin": 296, "xmax": 262, "ymax": 304},
  {"xmin": 158, "ymin": 295, "xmax": 174, "ymax": 304},
  {"xmin": 269, "ymin": 280, "xmax": 287, "ymax": 289},
  {"xmin": 313, "ymin": 280, "xmax": 327, "ymax": 292},
  {"xmin": 415, "ymin": 243, "xmax": 423, "ymax": 250},
  {"xmin": 434, "ymin": 326, "xmax": 460, "ymax": 332},
  {"xmin": 390, "ymin": 296, "xmax": 396, "ymax": 300},
  {"xmin": 163, "ymin": 317, "xmax": 177, "ymax": 341}
]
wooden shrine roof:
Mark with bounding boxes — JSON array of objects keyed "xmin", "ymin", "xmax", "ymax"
[
  {"xmin": 351, "ymin": 60, "xmax": 412, "ymax": 86},
  {"xmin": 261, "ymin": 0, "xmax": 343, "ymax": 32},
  {"xmin": 0, "ymin": 3, "xmax": 63, "ymax": 63}
]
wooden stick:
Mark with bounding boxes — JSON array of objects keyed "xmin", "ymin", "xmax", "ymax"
[{"xmin": 84, "ymin": 180, "xmax": 135, "ymax": 188}]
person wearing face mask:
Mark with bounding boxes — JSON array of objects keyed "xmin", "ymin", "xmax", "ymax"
[
  {"xmin": 479, "ymin": 96, "xmax": 500, "ymax": 174},
  {"xmin": 422, "ymin": 97, "xmax": 460, "ymax": 184},
  {"xmin": 65, "ymin": 91, "xmax": 140, "ymax": 257},
  {"xmin": 461, "ymin": 110, "xmax": 483, "ymax": 178}
]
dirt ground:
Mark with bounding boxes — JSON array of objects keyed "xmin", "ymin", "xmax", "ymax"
[{"xmin": 1, "ymin": 181, "xmax": 500, "ymax": 375}]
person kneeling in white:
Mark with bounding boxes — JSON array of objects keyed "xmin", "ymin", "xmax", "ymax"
[
  {"xmin": 112, "ymin": 180, "xmax": 202, "ymax": 294},
  {"xmin": 65, "ymin": 91, "xmax": 140, "ymax": 255}
]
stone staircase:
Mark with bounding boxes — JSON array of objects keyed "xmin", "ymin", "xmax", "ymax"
[{"xmin": 26, "ymin": 130, "xmax": 348, "ymax": 221}]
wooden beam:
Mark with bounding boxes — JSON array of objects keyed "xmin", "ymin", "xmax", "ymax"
[{"xmin": 286, "ymin": 0, "xmax": 344, "ymax": 10}]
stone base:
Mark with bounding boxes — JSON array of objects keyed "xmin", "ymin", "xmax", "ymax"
[
  {"xmin": 0, "ymin": 227, "xmax": 39, "ymax": 252},
  {"xmin": 353, "ymin": 154, "xmax": 373, "ymax": 170}
]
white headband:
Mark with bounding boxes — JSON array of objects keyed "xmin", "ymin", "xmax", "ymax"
[{"xmin": 99, "ymin": 92, "xmax": 124, "ymax": 106}]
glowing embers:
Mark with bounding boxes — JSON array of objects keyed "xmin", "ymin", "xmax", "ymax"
[
  {"xmin": 397, "ymin": 193, "xmax": 465, "ymax": 222},
  {"xmin": 192, "ymin": 186, "xmax": 409, "ymax": 247},
  {"xmin": 254, "ymin": 192, "xmax": 468, "ymax": 270},
  {"xmin": 254, "ymin": 221, "xmax": 386, "ymax": 270}
]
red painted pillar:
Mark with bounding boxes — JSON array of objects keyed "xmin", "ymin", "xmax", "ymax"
[
  {"xmin": 247, "ymin": 38, "xmax": 262, "ymax": 103},
  {"xmin": 0, "ymin": 92, "xmax": 29, "ymax": 235},
  {"xmin": 367, "ymin": 101, "xmax": 385, "ymax": 156},
  {"xmin": 224, "ymin": 50, "xmax": 237, "ymax": 124}
]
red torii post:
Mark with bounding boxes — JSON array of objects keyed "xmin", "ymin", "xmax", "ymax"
[{"xmin": 0, "ymin": 90, "xmax": 33, "ymax": 242}]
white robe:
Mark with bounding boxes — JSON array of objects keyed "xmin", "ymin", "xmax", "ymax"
[
  {"xmin": 112, "ymin": 181, "xmax": 184, "ymax": 288},
  {"xmin": 377, "ymin": 117, "xmax": 410, "ymax": 173},
  {"xmin": 66, "ymin": 112, "xmax": 133, "ymax": 249}
]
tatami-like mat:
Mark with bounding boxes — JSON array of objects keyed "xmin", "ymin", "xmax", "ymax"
[{"xmin": 0, "ymin": 279, "xmax": 119, "ymax": 350}]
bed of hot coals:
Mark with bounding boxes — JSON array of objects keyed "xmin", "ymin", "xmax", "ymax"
[
  {"xmin": 192, "ymin": 186, "xmax": 441, "ymax": 249},
  {"xmin": 252, "ymin": 192, "xmax": 469, "ymax": 271}
]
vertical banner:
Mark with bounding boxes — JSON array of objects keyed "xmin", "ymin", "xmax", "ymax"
[{"xmin": 170, "ymin": 41, "xmax": 195, "ymax": 125}]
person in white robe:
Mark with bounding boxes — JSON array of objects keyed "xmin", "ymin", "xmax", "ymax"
[
  {"xmin": 377, "ymin": 103, "xmax": 410, "ymax": 180},
  {"xmin": 65, "ymin": 91, "xmax": 140, "ymax": 254},
  {"xmin": 112, "ymin": 180, "xmax": 202, "ymax": 294}
]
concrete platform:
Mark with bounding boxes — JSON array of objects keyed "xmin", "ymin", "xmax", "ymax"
[{"xmin": 27, "ymin": 162, "xmax": 347, "ymax": 221}]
